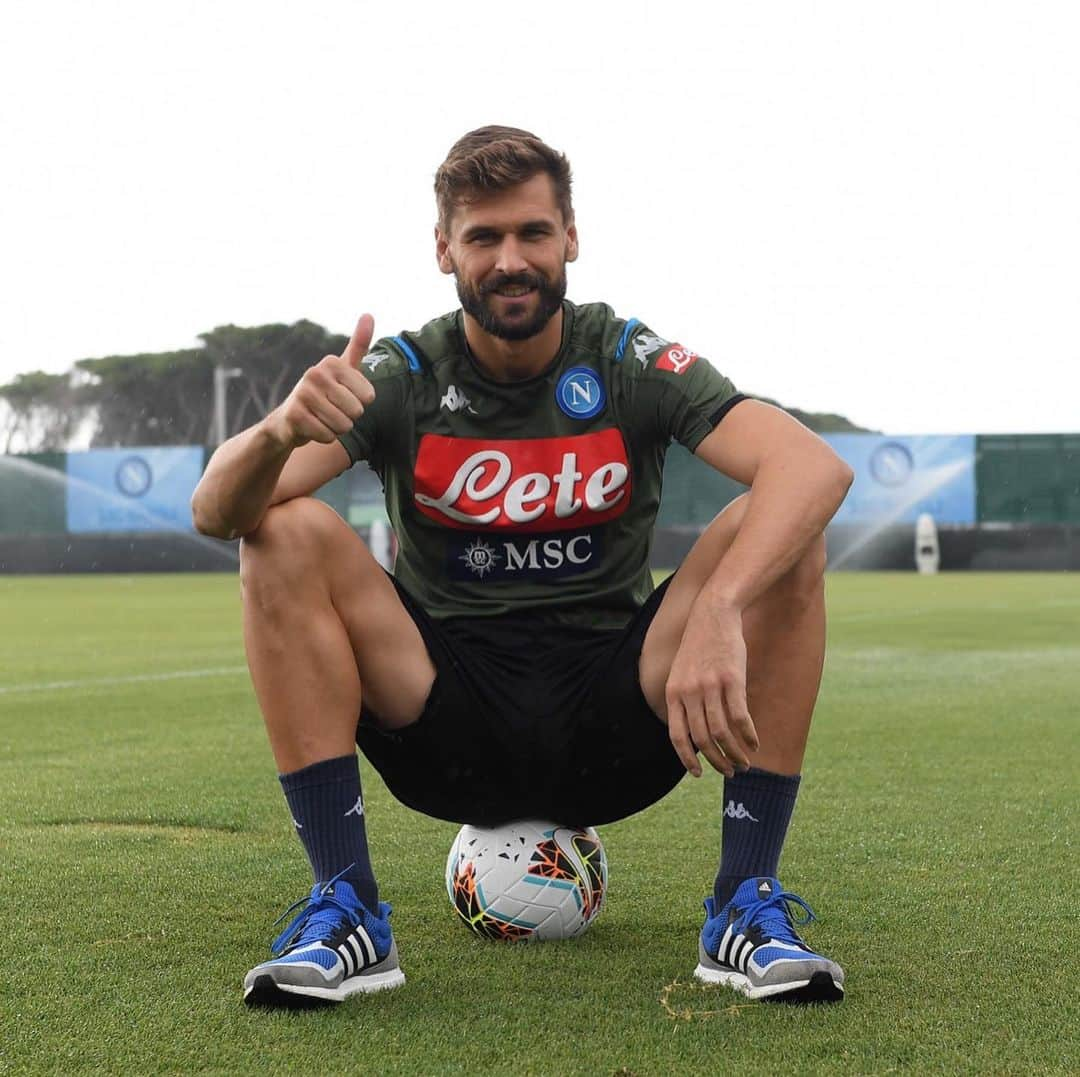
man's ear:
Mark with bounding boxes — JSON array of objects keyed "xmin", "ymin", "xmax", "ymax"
[
  {"xmin": 566, "ymin": 221, "xmax": 579, "ymax": 263},
  {"xmin": 435, "ymin": 225, "xmax": 454, "ymax": 275}
]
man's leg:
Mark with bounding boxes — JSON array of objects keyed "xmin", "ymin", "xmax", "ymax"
[
  {"xmin": 638, "ymin": 494, "xmax": 843, "ymax": 1002},
  {"xmin": 238, "ymin": 497, "xmax": 434, "ymax": 1004},
  {"xmin": 639, "ymin": 491, "xmax": 825, "ymax": 777}
]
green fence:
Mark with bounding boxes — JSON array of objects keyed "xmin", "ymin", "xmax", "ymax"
[
  {"xmin": 976, "ymin": 434, "xmax": 1080, "ymax": 524},
  {"xmin": 655, "ymin": 443, "xmax": 745, "ymax": 527}
]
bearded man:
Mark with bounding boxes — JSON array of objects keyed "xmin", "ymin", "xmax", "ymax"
[{"xmin": 192, "ymin": 125, "xmax": 853, "ymax": 1007}]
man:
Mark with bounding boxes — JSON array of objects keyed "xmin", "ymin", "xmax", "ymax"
[{"xmin": 192, "ymin": 126, "xmax": 853, "ymax": 1008}]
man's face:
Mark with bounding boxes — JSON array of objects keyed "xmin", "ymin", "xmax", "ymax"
[{"xmin": 436, "ymin": 173, "xmax": 578, "ymax": 342}]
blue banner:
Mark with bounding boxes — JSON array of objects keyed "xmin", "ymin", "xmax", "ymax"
[
  {"xmin": 66, "ymin": 447, "xmax": 204, "ymax": 533},
  {"xmin": 823, "ymin": 434, "xmax": 976, "ymax": 525}
]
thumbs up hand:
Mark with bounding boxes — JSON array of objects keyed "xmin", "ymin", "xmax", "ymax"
[{"xmin": 268, "ymin": 315, "xmax": 378, "ymax": 449}]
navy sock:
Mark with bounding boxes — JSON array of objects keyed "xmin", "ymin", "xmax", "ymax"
[
  {"xmin": 713, "ymin": 767, "xmax": 801, "ymax": 909},
  {"xmin": 279, "ymin": 753, "xmax": 379, "ymax": 911}
]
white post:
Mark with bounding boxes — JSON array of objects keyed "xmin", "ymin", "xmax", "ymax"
[
  {"xmin": 368, "ymin": 516, "xmax": 394, "ymax": 570},
  {"xmin": 915, "ymin": 513, "xmax": 941, "ymax": 574},
  {"xmin": 212, "ymin": 366, "xmax": 244, "ymax": 445}
]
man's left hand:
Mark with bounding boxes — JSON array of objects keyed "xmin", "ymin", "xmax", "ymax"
[{"xmin": 664, "ymin": 605, "xmax": 760, "ymax": 778}]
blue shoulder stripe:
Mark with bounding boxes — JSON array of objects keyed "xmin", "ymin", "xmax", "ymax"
[
  {"xmin": 614, "ymin": 318, "xmax": 641, "ymax": 362},
  {"xmin": 391, "ymin": 335, "xmax": 422, "ymax": 372}
]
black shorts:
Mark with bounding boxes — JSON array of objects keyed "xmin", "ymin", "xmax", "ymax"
[{"xmin": 355, "ymin": 577, "xmax": 686, "ymax": 827}]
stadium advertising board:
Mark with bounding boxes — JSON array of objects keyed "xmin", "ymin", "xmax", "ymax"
[
  {"xmin": 823, "ymin": 434, "xmax": 976, "ymax": 525},
  {"xmin": 66, "ymin": 447, "xmax": 203, "ymax": 533}
]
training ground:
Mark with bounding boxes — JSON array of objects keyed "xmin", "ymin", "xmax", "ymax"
[{"xmin": 2, "ymin": 572, "xmax": 1076, "ymax": 1075}]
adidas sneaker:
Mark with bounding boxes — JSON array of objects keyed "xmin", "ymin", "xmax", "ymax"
[{"xmin": 695, "ymin": 876, "xmax": 844, "ymax": 1003}]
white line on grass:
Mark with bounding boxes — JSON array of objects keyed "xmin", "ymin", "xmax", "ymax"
[{"xmin": 0, "ymin": 666, "xmax": 248, "ymax": 696}]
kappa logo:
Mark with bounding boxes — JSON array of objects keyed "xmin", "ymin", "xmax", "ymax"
[
  {"xmin": 656, "ymin": 344, "xmax": 699, "ymax": 375},
  {"xmin": 632, "ymin": 332, "xmax": 668, "ymax": 369},
  {"xmin": 723, "ymin": 800, "xmax": 759, "ymax": 822},
  {"xmin": 344, "ymin": 796, "xmax": 364, "ymax": 818},
  {"xmin": 440, "ymin": 384, "xmax": 477, "ymax": 414},
  {"xmin": 556, "ymin": 367, "xmax": 605, "ymax": 419},
  {"xmin": 291, "ymin": 816, "xmax": 303, "ymax": 830},
  {"xmin": 363, "ymin": 351, "xmax": 390, "ymax": 372},
  {"xmin": 413, "ymin": 429, "xmax": 631, "ymax": 532}
]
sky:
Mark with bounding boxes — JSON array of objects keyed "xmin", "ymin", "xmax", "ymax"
[{"xmin": 1, "ymin": 0, "xmax": 1077, "ymax": 436}]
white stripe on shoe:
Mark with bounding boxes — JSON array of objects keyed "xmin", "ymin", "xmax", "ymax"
[{"xmin": 354, "ymin": 926, "xmax": 377, "ymax": 967}]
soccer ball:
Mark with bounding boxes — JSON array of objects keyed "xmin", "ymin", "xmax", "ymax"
[{"xmin": 445, "ymin": 819, "xmax": 608, "ymax": 942}]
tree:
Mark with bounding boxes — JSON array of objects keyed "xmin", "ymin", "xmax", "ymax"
[
  {"xmin": 2, "ymin": 320, "xmax": 873, "ymax": 451},
  {"xmin": 196, "ymin": 321, "xmax": 348, "ymax": 438},
  {"xmin": 0, "ymin": 370, "xmax": 89, "ymax": 452},
  {"xmin": 75, "ymin": 348, "xmax": 210, "ymax": 447},
  {"xmin": 74, "ymin": 320, "xmax": 349, "ymax": 447}
]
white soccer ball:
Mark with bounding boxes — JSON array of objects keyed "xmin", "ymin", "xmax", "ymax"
[{"xmin": 445, "ymin": 819, "xmax": 608, "ymax": 942}]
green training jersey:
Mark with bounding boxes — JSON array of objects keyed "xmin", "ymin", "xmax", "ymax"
[{"xmin": 338, "ymin": 300, "xmax": 742, "ymax": 628}]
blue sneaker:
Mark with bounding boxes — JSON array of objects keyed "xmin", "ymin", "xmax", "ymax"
[
  {"xmin": 694, "ymin": 877, "xmax": 844, "ymax": 1003},
  {"xmin": 243, "ymin": 877, "xmax": 405, "ymax": 1006}
]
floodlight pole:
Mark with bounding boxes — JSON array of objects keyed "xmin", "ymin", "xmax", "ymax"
[{"xmin": 212, "ymin": 365, "xmax": 244, "ymax": 445}]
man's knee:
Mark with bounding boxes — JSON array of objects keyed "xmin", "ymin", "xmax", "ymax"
[{"xmin": 240, "ymin": 498, "xmax": 347, "ymax": 592}]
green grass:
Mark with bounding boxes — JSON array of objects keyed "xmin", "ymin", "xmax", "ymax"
[{"xmin": 1, "ymin": 572, "xmax": 1077, "ymax": 1075}]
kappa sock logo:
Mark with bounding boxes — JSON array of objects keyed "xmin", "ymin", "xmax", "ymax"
[
  {"xmin": 723, "ymin": 800, "xmax": 759, "ymax": 822},
  {"xmin": 291, "ymin": 816, "xmax": 303, "ymax": 830},
  {"xmin": 344, "ymin": 796, "xmax": 364, "ymax": 819}
]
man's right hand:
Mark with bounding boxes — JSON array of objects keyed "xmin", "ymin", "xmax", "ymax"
[{"xmin": 265, "ymin": 315, "xmax": 377, "ymax": 449}]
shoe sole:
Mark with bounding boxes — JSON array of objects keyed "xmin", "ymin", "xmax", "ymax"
[
  {"xmin": 244, "ymin": 968, "xmax": 406, "ymax": 1008},
  {"xmin": 694, "ymin": 964, "xmax": 843, "ymax": 1004}
]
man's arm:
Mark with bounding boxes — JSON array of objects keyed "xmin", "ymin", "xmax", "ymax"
[
  {"xmin": 191, "ymin": 315, "xmax": 376, "ymax": 539},
  {"xmin": 662, "ymin": 399, "xmax": 853, "ymax": 774},
  {"xmin": 691, "ymin": 399, "xmax": 853, "ymax": 610}
]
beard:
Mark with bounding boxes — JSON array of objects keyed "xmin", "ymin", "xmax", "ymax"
[{"xmin": 454, "ymin": 264, "xmax": 567, "ymax": 342}]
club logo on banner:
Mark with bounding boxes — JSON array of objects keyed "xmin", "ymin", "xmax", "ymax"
[
  {"xmin": 824, "ymin": 434, "xmax": 976, "ymax": 525},
  {"xmin": 66, "ymin": 446, "xmax": 204, "ymax": 533},
  {"xmin": 114, "ymin": 456, "xmax": 154, "ymax": 498}
]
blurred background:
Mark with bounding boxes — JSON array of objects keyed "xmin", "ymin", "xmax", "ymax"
[{"xmin": 2, "ymin": 0, "xmax": 1077, "ymax": 575}]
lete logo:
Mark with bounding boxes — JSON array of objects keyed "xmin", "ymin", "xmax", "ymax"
[
  {"xmin": 413, "ymin": 429, "xmax": 631, "ymax": 532},
  {"xmin": 656, "ymin": 344, "xmax": 699, "ymax": 375}
]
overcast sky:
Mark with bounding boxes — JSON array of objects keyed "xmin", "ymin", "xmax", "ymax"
[{"xmin": 2, "ymin": 0, "xmax": 1077, "ymax": 436}]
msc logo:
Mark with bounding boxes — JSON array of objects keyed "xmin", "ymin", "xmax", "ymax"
[
  {"xmin": 449, "ymin": 530, "xmax": 600, "ymax": 582},
  {"xmin": 556, "ymin": 367, "xmax": 605, "ymax": 419}
]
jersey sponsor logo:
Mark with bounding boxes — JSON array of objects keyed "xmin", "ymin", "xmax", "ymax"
[
  {"xmin": 450, "ymin": 529, "xmax": 601, "ymax": 581},
  {"xmin": 440, "ymin": 384, "xmax": 477, "ymax": 414},
  {"xmin": 632, "ymin": 332, "xmax": 668, "ymax": 369},
  {"xmin": 413, "ymin": 429, "xmax": 631, "ymax": 533},
  {"xmin": 555, "ymin": 366, "xmax": 606, "ymax": 419},
  {"xmin": 656, "ymin": 344, "xmax": 699, "ymax": 374}
]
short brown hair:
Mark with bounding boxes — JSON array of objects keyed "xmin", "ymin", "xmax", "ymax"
[{"xmin": 434, "ymin": 125, "xmax": 573, "ymax": 232}]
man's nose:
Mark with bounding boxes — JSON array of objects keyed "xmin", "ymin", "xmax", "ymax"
[{"xmin": 494, "ymin": 236, "xmax": 529, "ymax": 276}]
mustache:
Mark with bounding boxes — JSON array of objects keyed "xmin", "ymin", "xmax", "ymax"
[{"xmin": 480, "ymin": 272, "xmax": 546, "ymax": 295}]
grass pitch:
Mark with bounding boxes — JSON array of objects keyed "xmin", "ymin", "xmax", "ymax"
[{"xmin": 1, "ymin": 572, "xmax": 1077, "ymax": 1075}]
